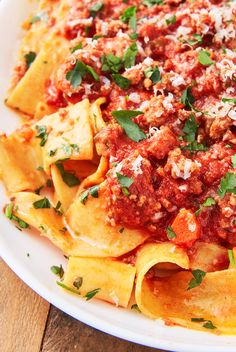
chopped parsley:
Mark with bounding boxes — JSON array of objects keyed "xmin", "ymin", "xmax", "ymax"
[
  {"xmin": 218, "ymin": 172, "xmax": 236, "ymax": 198},
  {"xmin": 35, "ymin": 185, "xmax": 44, "ymax": 195},
  {"xmin": 198, "ymin": 50, "xmax": 214, "ymax": 66},
  {"xmin": 185, "ymin": 33, "xmax": 202, "ymax": 46},
  {"xmin": 54, "ymin": 201, "xmax": 63, "ymax": 216},
  {"xmin": 46, "ymin": 179, "xmax": 53, "ymax": 188},
  {"xmin": 181, "ymin": 141, "xmax": 208, "ymax": 152},
  {"xmin": 191, "ymin": 318, "xmax": 216, "ymax": 329},
  {"xmin": 90, "ymin": 2, "xmax": 104, "ymax": 17},
  {"xmin": 222, "ymin": 97, "xmax": 236, "ymax": 105},
  {"xmin": 66, "ymin": 60, "xmax": 99, "ymax": 89},
  {"xmin": 120, "ymin": 6, "xmax": 137, "ymax": 32},
  {"xmin": 123, "ymin": 42, "xmax": 138, "ymax": 69},
  {"xmin": 35, "ymin": 125, "xmax": 48, "ymax": 146},
  {"xmin": 182, "ymin": 113, "xmax": 198, "ymax": 142},
  {"xmin": 167, "ymin": 225, "xmax": 176, "ymax": 239},
  {"xmin": 80, "ymin": 185, "xmax": 100, "ymax": 204},
  {"xmin": 195, "ymin": 197, "xmax": 216, "ymax": 216},
  {"xmin": 55, "ymin": 162, "xmax": 81, "ymax": 187},
  {"xmin": 180, "ymin": 86, "xmax": 195, "ymax": 109},
  {"xmin": 122, "ymin": 187, "xmax": 130, "ymax": 196},
  {"xmin": 5, "ymin": 203, "xmax": 29, "ymax": 229},
  {"xmin": 73, "ymin": 277, "xmax": 83, "ymax": 289},
  {"xmin": 144, "ymin": 66, "xmax": 161, "ymax": 84},
  {"xmin": 231, "ymin": 154, "xmax": 236, "ymax": 168},
  {"xmin": 111, "ymin": 110, "xmax": 146, "ymax": 142},
  {"xmin": 33, "ymin": 197, "xmax": 51, "ymax": 209},
  {"xmin": 84, "ymin": 288, "xmax": 101, "ymax": 300},
  {"xmin": 116, "ymin": 173, "xmax": 133, "ymax": 190},
  {"xmin": 228, "ymin": 249, "xmax": 235, "ymax": 267},
  {"xmin": 30, "ymin": 12, "xmax": 48, "ymax": 24},
  {"xmin": 111, "ymin": 73, "xmax": 131, "ymax": 89},
  {"xmin": 166, "ymin": 14, "xmax": 176, "ymax": 25},
  {"xmin": 131, "ymin": 304, "xmax": 141, "ymax": 312},
  {"xmin": 119, "ymin": 227, "xmax": 125, "ymax": 233},
  {"xmin": 187, "ymin": 269, "xmax": 206, "ymax": 290},
  {"xmin": 143, "ymin": 0, "xmax": 163, "ymax": 7},
  {"xmin": 57, "ymin": 281, "xmax": 81, "ymax": 295},
  {"xmin": 61, "ymin": 143, "xmax": 80, "ymax": 156},
  {"xmin": 51, "ymin": 265, "xmax": 64, "ymax": 279},
  {"xmin": 24, "ymin": 51, "xmax": 36, "ymax": 69},
  {"xmin": 101, "ymin": 54, "xmax": 123, "ymax": 73},
  {"xmin": 71, "ymin": 42, "xmax": 82, "ymax": 53}
]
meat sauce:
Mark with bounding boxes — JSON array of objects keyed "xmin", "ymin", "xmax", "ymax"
[{"xmin": 45, "ymin": 0, "xmax": 235, "ymax": 248}]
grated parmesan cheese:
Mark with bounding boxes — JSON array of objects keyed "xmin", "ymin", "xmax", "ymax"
[{"xmin": 131, "ymin": 155, "xmax": 143, "ymax": 175}]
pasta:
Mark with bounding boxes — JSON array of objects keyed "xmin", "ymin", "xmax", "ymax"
[{"xmin": 2, "ymin": 0, "xmax": 236, "ymax": 335}]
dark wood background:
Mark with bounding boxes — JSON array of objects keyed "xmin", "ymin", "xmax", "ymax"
[{"xmin": 0, "ymin": 259, "xmax": 167, "ymax": 352}]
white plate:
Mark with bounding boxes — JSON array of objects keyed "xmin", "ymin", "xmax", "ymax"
[{"xmin": 1, "ymin": 1, "xmax": 236, "ymax": 351}]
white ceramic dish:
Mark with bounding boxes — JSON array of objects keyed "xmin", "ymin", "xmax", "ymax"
[{"xmin": 1, "ymin": 1, "xmax": 236, "ymax": 351}]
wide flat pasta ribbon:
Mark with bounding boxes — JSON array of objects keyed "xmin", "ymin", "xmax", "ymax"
[
  {"xmin": 135, "ymin": 242, "xmax": 236, "ymax": 333},
  {"xmin": 63, "ymin": 257, "xmax": 136, "ymax": 307},
  {"xmin": 65, "ymin": 184, "xmax": 149, "ymax": 257}
]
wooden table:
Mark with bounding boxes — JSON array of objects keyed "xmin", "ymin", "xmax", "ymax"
[{"xmin": 0, "ymin": 259, "xmax": 166, "ymax": 352}]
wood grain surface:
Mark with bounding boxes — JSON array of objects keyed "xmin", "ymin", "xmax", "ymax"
[{"xmin": 0, "ymin": 259, "xmax": 166, "ymax": 352}]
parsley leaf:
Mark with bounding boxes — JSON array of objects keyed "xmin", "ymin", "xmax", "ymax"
[
  {"xmin": 181, "ymin": 141, "xmax": 208, "ymax": 152},
  {"xmin": 73, "ymin": 277, "xmax": 83, "ymax": 289},
  {"xmin": 66, "ymin": 60, "xmax": 99, "ymax": 88},
  {"xmin": 218, "ymin": 172, "xmax": 236, "ymax": 198},
  {"xmin": 80, "ymin": 185, "xmax": 100, "ymax": 204},
  {"xmin": 54, "ymin": 201, "xmax": 63, "ymax": 216},
  {"xmin": 24, "ymin": 51, "xmax": 36, "ymax": 69},
  {"xmin": 33, "ymin": 197, "xmax": 51, "ymax": 209},
  {"xmin": 143, "ymin": 0, "xmax": 163, "ymax": 7},
  {"xmin": 182, "ymin": 113, "xmax": 198, "ymax": 142},
  {"xmin": 187, "ymin": 269, "xmax": 206, "ymax": 290},
  {"xmin": 222, "ymin": 97, "xmax": 236, "ymax": 105},
  {"xmin": 51, "ymin": 265, "xmax": 64, "ymax": 278},
  {"xmin": 124, "ymin": 42, "xmax": 138, "ymax": 69},
  {"xmin": 195, "ymin": 197, "xmax": 216, "ymax": 216},
  {"xmin": 228, "ymin": 249, "xmax": 235, "ymax": 267},
  {"xmin": 131, "ymin": 304, "xmax": 141, "ymax": 312},
  {"xmin": 71, "ymin": 43, "xmax": 82, "ymax": 53},
  {"xmin": 166, "ymin": 14, "xmax": 176, "ymax": 25},
  {"xmin": 185, "ymin": 33, "xmax": 202, "ymax": 46},
  {"xmin": 232, "ymin": 154, "xmax": 236, "ymax": 168},
  {"xmin": 35, "ymin": 125, "xmax": 48, "ymax": 146},
  {"xmin": 84, "ymin": 288, "xmax": 101, "ymax": 300},
  {"xmin": 120, "ymin": 6, "xmax": 137, "ymax": 32},
  {"xmin": 55, "ymin": 162, "xmax": 81, "ymax": 187},
  {"xmin": 181, "ymin": 86, "xmax": 195, "ymax": 109},
  {"xmin": 101, "ymin": 54, "xmax": 123, "ymax": 73},
  {"xmin": 90, "ymin": 2, "xmax": 103, "ymax": 17},
  {"xmin": 116, "ymin": 173, "xmax": 133, "ymax": 188},
  {"xmin": 5, "ymin": 203, "xmax": 29, "ymax": 229},
  {"xmin": 167, "ymin": 225, "xmax": 176, "ymax": 239},
  {"xmin": 112, "ymin": 110, "xmax": 146, "ymax": 141},
  {"xmin": 30, "ymin": 12, "xmax": 48, "ymax": 24},
  {"xmin": 191, "ymin": 318, "xmax": 216, "ymax": 329},
  {"xmin": 203, "ymin": 321, "xmax": 216, "ymax": 330},
  {"xmin": 57, "ymin": 281, "xmax": 81, "ymax": 295},
  {"xmin": 144, "ymin": 66, "xmax": 161, "ymax": 84},
  {"xmin": 111, "ymin": 74, "xmax": 131, "ymax": 89},
  {"xmin": 198, "ymin": 50, "xmax": 214, "ymax": 66}
]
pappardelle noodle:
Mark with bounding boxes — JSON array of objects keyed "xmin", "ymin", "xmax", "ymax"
[{"xmin": 2, "ymin": 0, "xmax": 236, "ymax": 334}]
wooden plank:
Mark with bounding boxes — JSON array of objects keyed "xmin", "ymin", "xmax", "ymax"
[
  {"xmin": 0, "ymin": 259, "xmax": 50, "ymax": 352},
  {"xmin": 41, "ymin": 305, "xmax": 166, "ymax": 352}
]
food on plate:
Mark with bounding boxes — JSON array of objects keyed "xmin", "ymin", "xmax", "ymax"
[{"xmin": 2, "ymin": 0, "xmax": 236, "ymax": 334}]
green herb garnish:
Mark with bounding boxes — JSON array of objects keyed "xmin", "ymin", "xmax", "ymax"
[
  {"xmin": 143, "ymin": 0, "xmax": 163, "ymax": 7},
  {"xmin": 123, "ymin": 42, "xmax": 138, "ymax": 69},
  {"xmin": 167, "ymin": 225, "xmax": 177, "ymax": 239},
  {"xmin": 120, "ymin": 6, "xmax": 137, "ymax": 32},
  {"xmin": 187, "ymin": 269, "xmax": 206, "ymax": 290},
  {"xmin": 90, "ymin": 2, "xmax": 104, "ymax": 17},
  {"xmin": 232, "ymin": 154, "xmax": 236, "ymax": 168},
  {"xmin": 181, "ymin": 86, "xmax": 195, "ymax": 109},
  {"xmin": 71, "ymin": 43, "xmax": 82, "ymax": 53},
  {"xmin": 131, "ymin": 304, "xmax": 141, "ymax": 312},
  {"xmin": 111, "ymin": 110, "xmax": 146, "ymax": 142},
  {"xmin": 5, "ymin": 203, "xmax": 29, "ymax": 229},
  {"xmin": 73, "ymin": 277, "xmax": 83, "ymax": 289},
  {"xmin": 228, "ymin": 249, "xmax": 235, "ymax": 267},
  {"xmin": 51, "ymin": 265, "xmax": 64, "ymax": 279},
  {"xmin": 144, "ymin": 66, "xmax": 161, "ymax": 84},
  {"xmin": 166, "ymin": 14, "xmax": 176, "ymax": 25},
  {"xmin": 182, "ymin": 113, "xmax": 198, "ymax": 142},
  {"xmin": 222, "ymin": 97, "xmax": 236, "ymax": 105},
  {"xmin": 55, "ymin": 162, "xmax": 81, "ymax": 187},
  {"xmin": 84, "ymin": 288, "xmax": 101, "ymax": 300},
  {"xmin": 35, "ymin": 125, "xmax": 48, "ymax": 146},
  {"xmin": 198, "ymin": 50, "xmax": 214, "ymax": 66},
  {"xmin": 57, "ymin": 281, "xmax": 81, "ymax": 295},
  {"xmin": 111, "ymin": 74, "xmax": 131, "ymax": 89},
  {"xmin": 24, "ymin": 51, "xmax": 36, "ymax": 69},
  {"xmin": 101, "ymin": 54, "xmax": 123, "ymax": 73},
  {"xmin": 33, "ymin": 197, "xmax": 51, "ymax": 209},
  {"xmin": 66, "ymin": 60, "xmax": 99, "ymax": 88},
  {"xmin": 80, "ymin": 185, "xmax": 100, "ymax": 204},
  {"xmin": 116, "ymin": 173, "xmax": 133, "ymax": 188},
  {"xmin": 218, "ymin": 172, "xmax": 236, "ymax": 198}
]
